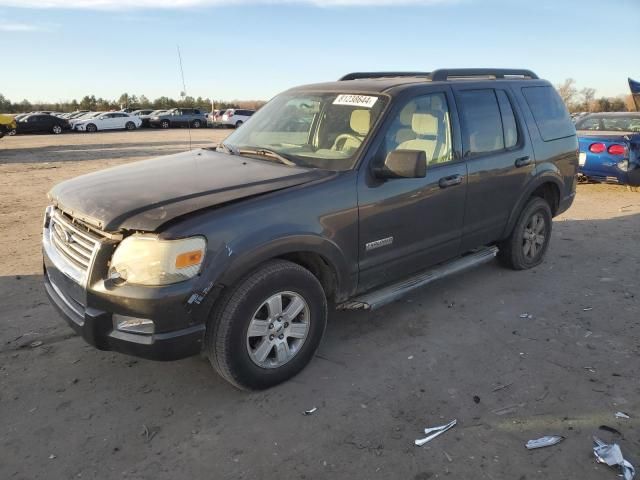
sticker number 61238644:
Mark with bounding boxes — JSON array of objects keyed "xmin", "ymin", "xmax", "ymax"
[{"xmin": 333, "ymin": 94, "xmax": 378, "ymax": 108}]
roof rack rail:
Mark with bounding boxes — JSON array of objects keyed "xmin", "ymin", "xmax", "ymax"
[
  {"xmin": 339, "ymin": 72, "xmax": 431, "ymax": 81},
  {"xmin": 430, "ymin": 68, "xmax": 538, "ymax": 81}
]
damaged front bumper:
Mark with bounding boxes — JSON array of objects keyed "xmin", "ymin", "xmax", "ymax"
[{"xmin": 42, "ymin": 214, "xmax": 215, "ymax": 361}]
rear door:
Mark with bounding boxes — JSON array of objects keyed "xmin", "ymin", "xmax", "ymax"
[
  {"xmin": 452, "ymin": 85, "xmax": 535, "ymax": 251},
  {"xmin": 357, "ymin": 88, "xmax": 468, "ymax": 292}
]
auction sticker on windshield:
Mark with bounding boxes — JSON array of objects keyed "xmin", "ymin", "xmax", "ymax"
[{"xmin": 333, "ymin": 94, "xmax": 378, "ymax": 108}]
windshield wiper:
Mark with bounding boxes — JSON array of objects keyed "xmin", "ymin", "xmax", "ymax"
[{"xmin": 237, "ymin": 147, "xmax": 297, "ymax": 166}]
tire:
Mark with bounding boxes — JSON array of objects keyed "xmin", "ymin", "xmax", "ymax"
[
  {"xmin": 86, "ymin": 123, "xmax": 97, "ymax": 133},
  {"xmin": 205, "ymin": 260, "xmax": 327, "ymax": 390},
  {"xmin": 52, "ymin": 124, "xmax": 63, "ymax": 134},
  {"xmin": 125, "ymin": 121, "xmax": 136, "ymax": 131},
  {"xmin": 498, "ymin": 197, "xmax": 552, "ymax": 270},
  {"xmin": 192, "ymin": 120, "xmax": 201, "ymax": 129},
  {"xmin": 235, "ymin": 121, "xmax": 243, "ymax": 128},
  {"xmin": 161, "ymin": 120, "xmax": 170, "ymax": 129},
  {"xmin": 8, "ymin": 128, "xmax": 16, "ymax": 136}
]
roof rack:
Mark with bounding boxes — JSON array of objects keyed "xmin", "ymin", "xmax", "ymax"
[
  {"xmin": 339, "ymin": 72, "xmax": 431, "ymax": 81},
  {"xmin": 430, "ymin": 68, "xmax": 538, "ymax": 81}
]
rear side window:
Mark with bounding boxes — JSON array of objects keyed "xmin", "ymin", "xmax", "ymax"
[
  {"xmin": 496, "ymin": 90, "xmax": 518, "ymax": 149},
  {"xmin": 522, "ymin": 86, "xmax": 574, "ymax": 141},
  {"xmin": 458, "ymin": 89, "xmax": 504, "ymax": 155}
]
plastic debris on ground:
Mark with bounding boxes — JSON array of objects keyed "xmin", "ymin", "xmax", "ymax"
[
  {"xmin": 519, "ymin": 313, "xmax": 533, "ymax": 319},
  {"xmin": 615, "ymin": 412, "xmax": 630, "ymax": 419},
  {"xmin": 414, "ymin": 419, "xmax": 457, "ymax": 447},
  {"xmin": 303, "ymin": 407, "xmax": 317, "ymax": 415},
  {"xmin": 593, "ymin": 436, "xmax": 635, "ymax": 480},
  {"xmin": 525, "ymin": 435, "xmax": 565, "ymax": 450}
]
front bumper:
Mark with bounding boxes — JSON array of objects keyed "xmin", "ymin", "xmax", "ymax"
[
  {"xmin": 44, "ymin": 271, "xmax": 205, "ymax": 360},
  {"xmin": 42, "ymin": 220, "xmax": 208, "ymax": 361}
]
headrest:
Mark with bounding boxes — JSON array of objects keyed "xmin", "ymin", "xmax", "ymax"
[
  {"xmin": 412, "ymin": 113, "xmax": 438, "ymax": 136},
  {"xmin": 399, "ymin": 103, "xmax": 416, "ymax": 126},
  {"xmin": 350, "ymin": 110, "xmax": 371, "ymax": 136}
]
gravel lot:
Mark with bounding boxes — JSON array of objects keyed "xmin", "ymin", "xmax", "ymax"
[{"xmin": 1, "ymin": 130, "xmax": 639, "ymax": 480}]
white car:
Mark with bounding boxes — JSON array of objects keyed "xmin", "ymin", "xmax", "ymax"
[
  {"xmin": 73, "ymin": 112, "xmax": 142, "ymax": 132},
  {"xmin": 221, "ymin": 108, "xmax": 255, "ymax": 128}
]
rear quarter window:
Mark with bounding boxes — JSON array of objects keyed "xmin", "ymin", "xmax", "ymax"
[{"xmin": 521, "ymin": 86, "xmax": 575, "ymax": 141}]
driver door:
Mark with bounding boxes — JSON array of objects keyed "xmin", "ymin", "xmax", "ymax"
[{"xmin": 357, "ymin": 89, "xmax": 468, "ymax": 292}]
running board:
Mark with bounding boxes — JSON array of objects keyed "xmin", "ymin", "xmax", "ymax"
[{"xmin": 338, "ymin": 246, "xmax": 498, "ymax": 311}]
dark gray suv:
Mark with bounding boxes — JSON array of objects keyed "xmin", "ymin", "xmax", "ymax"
[
  {"xmin": 149, "ymin": 107, "xmax": 207, "ymax": 129},
  {"xmin": 42, "ymin": 69, "xmax": 577, "ymax": 390}
]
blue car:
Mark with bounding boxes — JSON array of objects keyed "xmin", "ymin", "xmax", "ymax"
[{"xmin": 575, "ymin": 112, "xmax": 640, "ymax": 188}]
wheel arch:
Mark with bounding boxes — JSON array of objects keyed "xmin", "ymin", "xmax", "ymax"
[
  {"xmin": 502, "ymin": 173, "xmax": 562, "ymax": 240},
  {"xmin": 212, "ymin": 235, "xmax": 354, "ymax": 304}
]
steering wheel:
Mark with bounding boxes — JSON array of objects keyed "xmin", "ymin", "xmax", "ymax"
[{"xmin": 331, "ymin": 133, "xmax": 362, "ymax": 151}]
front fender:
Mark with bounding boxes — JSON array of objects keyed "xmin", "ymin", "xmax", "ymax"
[{"xmin": 214, "ymin": 233, "xmax": 356, "ymax": 297}]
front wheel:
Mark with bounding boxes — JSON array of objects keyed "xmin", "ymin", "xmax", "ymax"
[
  {"xmin": 161, "ymin": 120, "xmax": 170, "ymax": 129},
  {"xmin": 206, "ymin": 260, "xmax": 327, "ymax": 390},
  {"xmin": 52, "ymin": 124, "xmax": 63, "ymax": 134},
  {"xmin": 192, "ymin": 120, "xmax": 201, "ymax": 129},
  {"xmin": 498, "ymin": 197, "xmax": 552, "ymax": 270},
  {"xmin": 86, "ymin": 123, "xmax": 97, "ymax": 133},
  {"xmin": 235, "ymin": 120, "xmax": 243, "ymax": 128}
]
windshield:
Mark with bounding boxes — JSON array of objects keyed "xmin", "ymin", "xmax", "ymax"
[
  {"xmin": 576, "ymin": 115, "xmax": 640, "ymax": 132},
  {"xmin": 221, "ymin": 92, "xmax": 388, "ymax": 170}
]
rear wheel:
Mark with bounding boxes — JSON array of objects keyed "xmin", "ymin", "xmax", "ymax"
[
  {"xmin": 498, "ymin": 197, "xmax": 552, "ymax": 270},
  {"xmin": 161, "ymin": 120, "xmax": 170, "ymax": 129},
  {"xmin": 86, "ymin": 123, "xmax": 97, "ymax": 133},
  {"xmin": 52, "ymin": 124, "xmax": 62, "ymax": 134},
  {"xmin": 125, "ymin": 121, "xmax": 136, "ymax": 131},
  {"xmin": 205, "ymin": 260, "xmax": 327, "ymax": 390},
  {"xmin": 235, "ymin": 120, "xmax": 243, "ymax": 128},
  {"xmin": 192, "ymin": 120, "xmax": 201, "ymax": 129}
]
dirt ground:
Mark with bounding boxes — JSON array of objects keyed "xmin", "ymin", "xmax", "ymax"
[{"xmin": 1, "ymin": 130, "xmax": 639, "ymax": 480}]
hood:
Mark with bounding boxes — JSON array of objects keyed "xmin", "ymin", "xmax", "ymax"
[{"xmin": 49, "ymin": 149, "xmax": 332, "ymax": 232}]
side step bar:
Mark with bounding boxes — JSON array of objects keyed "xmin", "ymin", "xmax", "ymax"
[{"xmin": 338, "ymin": 246, "xmax": 498, "ymax": 311}]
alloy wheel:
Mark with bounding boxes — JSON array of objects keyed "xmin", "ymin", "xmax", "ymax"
[
  {"xmin": 246, "ymin": 291, "xmax": 310, "ymax": 369},
  {"xmin": 522, "ymin": 212, "xmax": 546, "ymax": 260}
]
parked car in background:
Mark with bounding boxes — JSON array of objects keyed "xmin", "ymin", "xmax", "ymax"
[
  {"xmin": 0, "ymin": 114, "xmax": 16, "ymax": 138},
  {"xmin": 73, "ymin": 112, "xmax": 142, "ymax": 132},
  {"xmin": 207, "ymin": 109, "xmax": 221, "ymax": 127},
  {"xmin": 131, "ymin": 109, "xmax": 155, "ymax": 118},
  {"xmin": 15, "ymin": 114, "xmax": 70, "ymax": 135},
  {"xmin": 67, "ymin": 111, "xmax": 90, "ymax": 119},
  {"xmin": 221, "ymin": 108, "xmax": 255, "ymax": 128},
  {"xmin": 42, "ymin": 68, "xmax": 577, "ymax": 389},
  {"xmin": 138, "ymin": 109, "xmax": 167, "ymax": 128},
  {"xmin": 575, "ymin": 112, "xmax": 640, "ymax": 188},
  {"xmin": 149, "ymin": 108, "xmax": 207, "ymax": 129}
]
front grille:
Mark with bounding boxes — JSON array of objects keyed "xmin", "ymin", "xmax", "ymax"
[{"xmin": 48, "ymin": 210, "xmax": 104, "ymax": 273}]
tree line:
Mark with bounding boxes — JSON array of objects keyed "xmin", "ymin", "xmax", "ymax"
[
  {"xmin": 0, "ymin": 92, "xmax": 266, "ymax": 114},
  {"xmin": 1, "ymin": 82, "xmax": 637, "ymax": 114},
  {"xmin": 555, "ymin": 79, "xmax": 635, "ymax": 113}
]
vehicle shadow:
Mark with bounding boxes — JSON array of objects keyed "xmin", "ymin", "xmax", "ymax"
[{"xmin": 1, "ymin": 212, "xmax": 639, "ymax": 479}]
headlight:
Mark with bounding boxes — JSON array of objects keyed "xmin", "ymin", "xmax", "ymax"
[{"xmin": 109, "ymin": 235, "xmax": 206, "ymax": 286}]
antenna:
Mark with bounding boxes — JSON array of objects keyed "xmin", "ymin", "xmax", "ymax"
[{"xmin": 176, "ymin": 44, "xmax": 192, "ymax": 151}]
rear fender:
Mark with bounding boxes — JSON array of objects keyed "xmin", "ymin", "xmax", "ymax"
[{"xmin": 502, "ymin": 168, "xmax": 563, "ymax": 239}]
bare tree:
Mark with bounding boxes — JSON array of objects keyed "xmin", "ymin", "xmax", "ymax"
[
  {"xmin": 556, "ymin": 78, "xmax": 577, "ymax": 108},
  {"xmin": 579, "ymin": 87, "xmax": 596, "ymax": 112}
]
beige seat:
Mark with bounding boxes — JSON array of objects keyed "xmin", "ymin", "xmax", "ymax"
[
  {"xmin": 394, "ymin": 103, "xmax": 416, "ymax": 145},
  {"xmin": 332, "ymin": 109, "xmax": 370, "ymax": 152},
  {"xmin": 397, "ymin": 110, "xmax": 451, "ymax": 164}
]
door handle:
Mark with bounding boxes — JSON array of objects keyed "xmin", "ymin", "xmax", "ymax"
[
  {"xmin": 438, "ymin": 174, "xmax": 464, "ymax": 188},
  {"xmin": 515, "ymin": 156, "xmax": 532, "ymax": 168}
]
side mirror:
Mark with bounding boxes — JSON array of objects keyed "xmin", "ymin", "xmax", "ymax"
[{"xmin": 375, "ymin": 149, "xmax": 427, "ymax": 179}]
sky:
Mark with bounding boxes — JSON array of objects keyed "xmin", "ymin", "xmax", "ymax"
[{"xmin": 0, "ymin": 0, "xmax": 638, "ymax": 104}]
